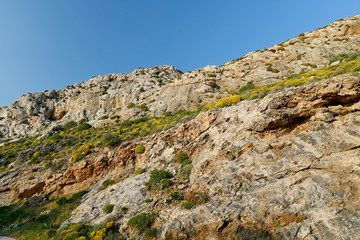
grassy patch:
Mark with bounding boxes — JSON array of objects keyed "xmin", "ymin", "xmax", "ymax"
[
  {"xmin": 102, "ymin": 132, "xmax": 121, "ymax": 147},
  {"xmin": 127, "ymin": 212, "xmax": 157, "ymax": 233},
  {"xmin": 183, "ymin": 201, "xmax": 193, "ymax": 209},
  {"xmin": 174, "ymin": 152, "xmax": 191, "ymax": 165},
  {"xmin": 134, "ymin": 168, "xmax": 145, "ymax": 175},
  {"xmin": 0, "ymin": 190, "xmax": 88, "ymax": 240},
  {"xmin": 239, "ymin": 82, "xmax": 255, "ymax": 92},
  {"xmin": 99, "ymin": 179, "xmax": 115, "ymax": 191},
  {"xmin": 329, "ymin": 52, "xmax": 360, "ymax": 64}
]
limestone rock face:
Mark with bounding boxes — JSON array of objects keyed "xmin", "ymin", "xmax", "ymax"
[
  {"xmin": 1, "ymin": 14, "xmax": 360, "ymax": 240},
  {"xmin": 1, "ymin": 15, "xmax": 360, "ymax": 139},
  {"xmin": 20, "ymin": 74, "xmax": 356, "ymax": 240}
]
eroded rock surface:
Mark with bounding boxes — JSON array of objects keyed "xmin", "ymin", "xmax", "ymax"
[
  {"xmin": 46, "ymin": 75, "xmax": 360, "ymax": 240},
  {"xmin": 1, "ymin": 14, "xmax": 360, "ymax": 240},
  {"xmin": 0, "ymin": 15, "xmax": 360, "ymax": 138}
]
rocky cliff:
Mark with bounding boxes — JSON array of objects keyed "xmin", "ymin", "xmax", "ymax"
[
  {"xmin": 1, "ymin": 15, "xmax": 360, "ymax": 139},
  {"xmin": 1, "ymin": 14, "xmax": 360, "ymax": 240}
]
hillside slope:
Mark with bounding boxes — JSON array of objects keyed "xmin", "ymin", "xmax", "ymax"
[
  {"xmin": 0, "ymin": 15, "xmax": 360, "ymax": 139},
  {"xmin": 1, "ymin": 14, "xmax": 360, "ymax": 240}
]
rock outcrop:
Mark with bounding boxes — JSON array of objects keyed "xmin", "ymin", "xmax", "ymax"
[
  {"xmin": 60, "ymin": 74, "xmax": 360, "ymax": 240},
  {"xmin": 1, "ymin": 14, "xmax": 360, "ymax": 240},
  {"xmin": 2, "ymin": 73, "xmax": 360, "ymax": 239},
  {"xmin": 0, "ymin": 15, "xmax": 360, "ymax": 139}
]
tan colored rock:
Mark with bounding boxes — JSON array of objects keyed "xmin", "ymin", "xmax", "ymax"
[{"xmin": 1, "ymin": 16, "xmax": 360, "ymax": 139}]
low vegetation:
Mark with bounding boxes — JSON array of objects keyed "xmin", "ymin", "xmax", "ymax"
[
  {"xmin": 202, "ymin": 55, "xmax": 360, "ymax": 111},
  {"xmin": 0, "ymin": 190, "xmax": 88, "ymax": 239},
  {"xmin": 103, "ymin": 204, "xmax": 114, "ymax": 214},
  {"xmin": 329, "ymin": 52, "xmax": 360, "ymax": 65},
  {"xmin": 135, "ymin": 144, "xmax": 145, "ymax": 153},
  {"xmin": 145, "ymin": 169, "xmax": 173, "ymax": 190},
  {"xmin": 102, "ymin": 132, "xmax": 121, "ymax": 147},
  {"xmin": 134, "ymin": 168, "xmax": 145, "ymax": 175},
  {"xmin": 99, "ymin": 179, "xmax": 115, "ymax": 191},
  {"xmin": 239, "ymin": 82, "xmax": 255, "ymax": 92},
  {"xmin": 4, "ymin": 55, "xmax": 358, "ymax": 173},
  {"xmin": 174, "ymin": 152, "xmax": 191, "ymax": 165},
  {"xmin": 0, "ymin": 108, "xmax": 204, "ymax": 173},
  {"xmin": 0, "ymin": 53, "xmax": 359, "ymax": 239},
  {"xmin": 183, "ymin": 201, "xmax": 194, "ymax": 209},
  {"xmin": 170, "ymin": 191, "xmax": 184, "ymax": 201},
  {"xmin": 127, "ymin": 212, "xmax": 157, "ymax": 237}
]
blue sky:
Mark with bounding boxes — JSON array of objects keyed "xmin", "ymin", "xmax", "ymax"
[{"xmin": 0, "ymin": 0, "xmax": 358, "ymax": 107}]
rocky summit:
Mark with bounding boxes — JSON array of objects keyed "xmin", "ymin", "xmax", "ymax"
[{"xmin": 1, "ymin": 15, "xmax": 360, "ymax": 240}]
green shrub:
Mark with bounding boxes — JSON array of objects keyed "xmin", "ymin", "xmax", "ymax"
[
  {"xmin": 110, "ymin": 115, "xmax": 119, "ymax": 120},
  {"xmin": 134, "ymin": 168, "xmax": 145, "ymax": 175},
  {"xmin": 135, "ymin": 145, "xmax": 145, "ymax": 153},
  {"xmin": 206, "ymin": 81, "xmax": 218, "ymax": 88},
  {"xmin": 57, "ymin": 190, "xmax": 88, "ymax": 206},
  {"xmin": 239, "ymin": 82, "xmax": 255, "ymax": 92},
  {"xmin": 148, "ymin": 170, "xmax": 172, "ymax": 184},
  {"xmin": 144, "ymin": 199, "xmax": 152, "ymax": 203},
  {"xmin": 127, "ymin": 212, "xmax": 157, "ymax": 233},
  {"xmin": 207, "ymin": 73, "xmax": 217, "ymax": 77},
  {"xmin": 137, "ymin": 103, "xmax": 148, "ymax": 111},
  {"xmin": 75, "ymin": 236, "xmax": 87, "ymax": 240},
  {"xmin": 202, "ymin": 94, "xmax": 241, "ymax": 111},
  {"xmin": 183, "ymin": 201, "xmax": 193, "ymax": 209},
  {"xmin": 56, "ymin": 196, "xmax": 69, "ymax": 206},
  {"xmin": 287, "ymin": 73, "xmax": 300, "ymax": 79},
  {"xmin": 127, "ymin": 102, "xmax": 136, "ymax": 108},
  {"xmin": 179, "ymin": 164, "xmax": 192, "ymax": 180},
  {"xmin": 175, "ymin": 152, "xmax": 191, "ymax": 165},
  {"xmin": 102, "ymin": 133, "xmax": 121, "ymax": 147},
  {"xmin": 77, "ymin": 122, "xmax": 92, "ymax": 131},
  {"xmin": 170, "ymin": 192, "xmax": 184, "ymax": 201},
  {"xmin": 163, "ymin": 111, "xmax": 172, "ymax": 116},
  {"xmin": 49, "ymin": 134, "xmax": 63, "ymax": 141},
  {"xmin": 64, "ymin": 121, "xmax": 77, "ymax": 131},
  {"xmin": 67, "ymin": 190, "xmax": 88, "ymax": 203},
  {"xmin": 63, "ymin": 231, "xmax": 81, "ymax": 240},
  {"xmin": 100, "ymin": 179, "xmax": 115, "ymax": 190},
  {"xmin": 44, "ymin": 161, "xmax": 53, "ymax": 169},
  {"xmin": 120, "ymin": 206, "xmax": 128, "ymax": 214},
  {"xmin": 144, "ymin": 228, "xmax": 157, "ymax": 238},
  {"xmin": 59, "ymin": 223, "xmax": 89, "ymax": 240},
  {"xmin": 185, "ymin": 191, "xmax": 209, "ymax": 205},
  {"xmin": 161, "ymin": 179, "xmax": 172, "ymax": 189},
  {"xmin": 103, "ymin": 204, "xmax": 114, "ymax": 214},
  {"xmin": 71, "ymin": 143, "xmax": 93, "ymax": 163},
  {"xmin": 329, "ymin": 52, "xmax": 360, "ymax": 65},
  {"xmin": 302, "ymin": 63, "xmax": 317, "ymax": 68},
  {"xmin": 145, "ymin": 169, "xmax": 173, "ymax": 190}
]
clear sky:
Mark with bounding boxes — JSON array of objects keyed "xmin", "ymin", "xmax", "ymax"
[{"xmin": 0, "ymin": 0, "xmax": 358, "ymax": 107}]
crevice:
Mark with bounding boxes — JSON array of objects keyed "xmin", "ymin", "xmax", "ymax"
[
  {"xmin": 255, "ymin": 163, "xmax": 312, "ymax": 181},
  {"xmin": 322, "ymin": 95, "xmax": 360, "ymax": 108},
  {"xmin": 264, "ymin": 116, "xmax": 310, "ymax": 132},
  {"xmin": 218, "ymin": 220, "xmax": 230, "ymax": 233},
  {"xmin": 348, "ymin": 144, "xmax": 360, "ymax": 150}
]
